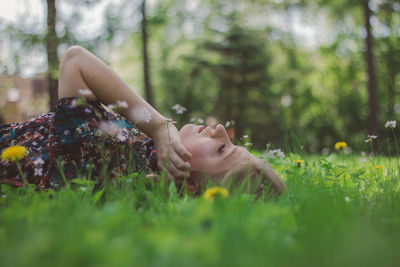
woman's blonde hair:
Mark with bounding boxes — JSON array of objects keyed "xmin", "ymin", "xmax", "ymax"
[
  {"xmin": 189, "ymin": 156, "xmax": 286, "ymax": 198},
  {"xmin": 216, "ymin": 157, "xmax": 286, "ymax": 197}
]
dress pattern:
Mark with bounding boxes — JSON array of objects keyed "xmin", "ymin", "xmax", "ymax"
[{"xmin": 0, "ymin": 97, "xmax": 157, "ymax": 189}]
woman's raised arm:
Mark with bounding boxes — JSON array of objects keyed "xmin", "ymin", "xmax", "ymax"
[{"xmin": 58, "ymin": 46, "xmax": 192, "ymax": 181}]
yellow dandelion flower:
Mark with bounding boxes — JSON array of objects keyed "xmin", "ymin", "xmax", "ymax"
[
  {"xmin": 374, "ymin": 165, "xmax": 384, "ymax": 170},
  {"xmin": 203, "ymin": 187, "xmax": 229, "ymax": 201},
  {"xmin": 1, "ymin": 146, "xmax": 28, "ymax": 162},
  {"xmin": 335, "ymin": 141, "xmax": 347, "ymax": 150},
  {"xmin": 294, "ymin": 159, "xmax": 304, "ymax": 164}
]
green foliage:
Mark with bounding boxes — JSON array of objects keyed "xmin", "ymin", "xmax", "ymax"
[
  {"xmin": 1, "ymin": 153, "xmax": 400, "ymax": 266},
  {"xmin": 125, "ymin": 0, "xmax": 399, "ymax": 153},
  {"xmin": 2, "ymin": 0, "xmax": 400, "ymax": 152}
]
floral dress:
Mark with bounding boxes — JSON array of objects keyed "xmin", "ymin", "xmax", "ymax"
[{"xmin": 0, "ymin": 97, "xmax": 157, "ymax": 189}]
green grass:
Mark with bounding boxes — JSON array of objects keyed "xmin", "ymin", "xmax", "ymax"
[{"xmin": 1, "ymin": 153, "xmax": 400, "ymax": 267}]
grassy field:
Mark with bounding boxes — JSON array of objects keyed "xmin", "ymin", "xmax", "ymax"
[{"xmin": 1, "ymin": 152, "xmax": 400, "ymax": 267}]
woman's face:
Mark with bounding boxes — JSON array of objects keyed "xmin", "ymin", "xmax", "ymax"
[{"xmin": 179, "ymin": 124, "xmax": 249, "ymax": 174}]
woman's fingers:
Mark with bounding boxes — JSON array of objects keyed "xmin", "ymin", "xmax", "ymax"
[
  {"xmin": 174, "ymin": 141, "xmax": 192, "ymax": 161},
  {"xmin": 157, "ymin": 150, "xmax": 190, "ymax": 172},
  {"xmin": 167, "ymin": 162, "xmax": 189, "ymax": 182},
  {"xmin": 170, "ymin": 150, "xmax": 191, "ymax": 172},
  {"xmin": 157, "ymin": 152, "xmax": 189, "ymax": 180}
]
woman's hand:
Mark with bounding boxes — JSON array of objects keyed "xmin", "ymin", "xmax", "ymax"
[{"xmin": 151, "ymin": 121, "xmax": 192, "ymax": 183}]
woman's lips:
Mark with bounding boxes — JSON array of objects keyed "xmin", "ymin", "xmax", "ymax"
[{"xmin": 198, "ymin": 125, "xmax": 206, "ymax": 133}]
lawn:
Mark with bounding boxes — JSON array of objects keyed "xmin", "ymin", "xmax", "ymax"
[{"xmin": 1, "ymin": 152, "xmax": 399, "ymax": 267}]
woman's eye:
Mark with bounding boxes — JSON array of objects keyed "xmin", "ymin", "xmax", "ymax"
[{"xmin": 218, "ymin": 144, "xmax": 226, "ymax": 153}]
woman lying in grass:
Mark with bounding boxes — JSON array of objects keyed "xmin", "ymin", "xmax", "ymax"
[{"xmin": 0, "ymin": 46, "xmax": 286, "ymax": 196}]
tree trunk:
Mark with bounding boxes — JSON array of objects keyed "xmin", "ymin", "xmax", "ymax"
[
  {"xmin": 46, "ymin": 0, "xmax": 59, "ymax": 111},
  {"xmin": 384, "ymin": 14, "xmax": 396, "ymax": 119},
  {"xmin": 363, "ymin": 1, "xmax": 378, "ymax": 150},
  {"xmin": 141, "ymin": 0, "xmax": 154, "ymax": 107}
]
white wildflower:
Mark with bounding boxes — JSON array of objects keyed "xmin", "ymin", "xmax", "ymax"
[
  {"xmin": 395, "ymin": 104, "xmax": 400, "ymax": 114},
  {"xmin": 34, "ymin": 168, "xmax": 43, "ymax": 176},
  {"xmin": 384, "ymin": 120, "xmax": 396, "ymax": 128},
  {"xmin": 266, "ymin": 149, "xmax": 285, "ymax": 160},
  {"xmin": 171, "ymin": 104, "xmax": 187, "ymax": 114},
  {"xmin": 281, "ymin": 95, "xmax": 292, "ymax": 107},
  {"xmin": 117, "ymin": 100, "xmax": 128, "ymax": 108},
  {"xmin": 116, "ymin": 132, "xmax": 126, "ymax": 142},
  {"xmin": 64, "ymin": 130, "xmax": 70, "ymax": 135},
  {"xmin": 225, "ymin": 121, "xmax": 231, "ymax": 128},
  {"xmin": 364, "ymin": 135, "xmax": 378, "ymax": 143},
  {"xmin": 344, "ymin": 196, "xmax": 351, "ymax": 203},
  {"xmin": 245, "ymin": 142, "xmax": 252, "ymax": 147},
  {"xmin": 130, "ymin": 107, "xmax": 152, "ymax": 123},
  {"xmin": 197, "ymin": 118, "xmax": 204, "ymax": 124},
  {"xmin": 78, "ymin": 89, "xmax": 93, "ymax": 96},
  {"xmin": 85, "ymin": 108, "xmax": 91, "ymax": 114},
  {"xmin": 107, "ymin": 104, "xmax": 116, "ymax": 110},
  {"xmin": 190, "ymin": 118, "xmax": 196, "ymax": 123},
  {"xmin": 33, "ymin": 157, "xmax": 44, "ymax": 166},
  {"xmin": 242, "ymin": 135, "xmax": 248, "ymax": 139},
  {"xmin": 99, "ymin": 121, "xmax": 120, "ymax": 137},
  {"xmin": 359, "ymin": 157, "xmax": 367, "ymax": 163},
  {"xmin": 165, "ymin": 117, "xmax": 177, "ymax": 124}
]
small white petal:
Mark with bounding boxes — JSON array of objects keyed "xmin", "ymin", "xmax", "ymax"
[
  {"xmin": 107, "ymin": 104, "xmax": 116, "ymax": 110},
  {"xmin": 130, "ymin": 107, "xmax": 152, "ymax": 123},
  {"xmin": 117, "ymin": 100, "xmax": 128, "ymax": 108},
  {"xmin": 99, "ymin": 121, "xmax": 120, "ymax": 136},
  {"xmin": 33, "ymin": 157, "xmax": 44, "ymax": 166},
  {"xmin": 117, "ymin": 132, "xmax": 127, "ymax": 142},
  {"xmin": 78, "ymin": 89, "xmax": 93, "ymax": 96},
  {"xmin": 384, "ymin": 120, "xmax": 396, "ymax": 128},
  {"xmin": 172, "ymin": 104, "xmax": 187, "ymax": 114},
  {"xmin": 266, "ymin": 148, "xmax": 285, "ymax": 160},
  {"xmin": 34, "ymin": 168, "xmax": 43, "ymax": 176}
]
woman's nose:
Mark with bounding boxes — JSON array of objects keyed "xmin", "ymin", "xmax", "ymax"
[{"xmin": 212, "ymin": 124, "xmax": 228, "ymax": 139}]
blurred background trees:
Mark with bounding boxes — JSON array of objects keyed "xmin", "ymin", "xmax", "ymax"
[{"xmin": 0, "ymin": 0, "xmax": 399, "ymax": 154}]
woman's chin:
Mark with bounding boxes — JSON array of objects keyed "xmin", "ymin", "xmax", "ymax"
[
  {"xmin": 179, "ymin": 123, "xmax": 195, "ymax": 132},
  {"xmin": 178, "ymin": 124, "xmax": 197, "ymax": 139}
]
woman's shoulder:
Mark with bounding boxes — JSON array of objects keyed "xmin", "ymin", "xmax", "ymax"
[{"xmin": 54, "ymin": 97, "xmax": 127, "ymax": 124}]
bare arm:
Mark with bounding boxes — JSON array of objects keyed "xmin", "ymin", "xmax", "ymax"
[{"xmin": 58, "ymin": 46, "xmax": 192, "ymax": 180}]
